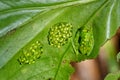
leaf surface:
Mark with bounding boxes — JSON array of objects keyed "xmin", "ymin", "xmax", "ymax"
[{"xmin": 0, "ymin": 0, "xmax": 120, "ymax": 80}]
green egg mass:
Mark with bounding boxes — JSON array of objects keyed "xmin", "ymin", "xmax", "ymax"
[
  {"xmin": 79, "ymin": 25, "xmax": 94, "ymax": 56},
  {"xmin": 48, "ymin": 22, "xmax": 73, "ymax": 48},
  {"xmin": 18, "ymin": 41, "xmax": 43, "ymax": 64}
]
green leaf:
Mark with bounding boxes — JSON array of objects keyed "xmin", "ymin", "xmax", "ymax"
[
  {"xmin": 0, "ymin": 0, "xmax": 96, "ymax": 37},
  {"xmin": 0, "ymin": 0, "xmax": 97, "ymax": 68},
  {"xmin": 117, "ymin": 52, "xmax": 120, "ymax": 62},
  {"xmin": 90, "ymin": 0, "xmax": 120, "ymax": 57},
  {"xmin": 0, "ymin": 0, "xmax": 120, "ymax": 80},
  {"xmin": 105, "ymin": 71, "xmax": 120, "ymax": 80}
]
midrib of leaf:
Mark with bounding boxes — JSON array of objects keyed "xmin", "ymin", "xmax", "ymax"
[
  {"xmin": 0, "ymin": 0, "xmax": 96, "ymax": 38},
  {"xmin": 54, "ymin": 43, "xmax": 71, "ymax": 79},
  {"xmin": 106, "ymin": 0, "xmax": 116, "ymax": 39},
  {"xmin": 47, "ymin": 0, "xmax": 96, "ymax": 10},
  {"xmin": 0, "ymin": 10, "xmax": 48, "ymax": 37},
  {"xmin": 0, "ymin": 0, "xmax": 96, "ymax": 14},
  {"xmin": 0, "ymin": 8, "xmax": 66, "ymax": 69},
  {"xmin": 0, "ymin": 0, "xmax": 97, "ymax": 69}
]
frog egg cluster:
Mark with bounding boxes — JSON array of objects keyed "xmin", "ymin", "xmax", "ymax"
[
  {"xmin": 79, "ymin": 26, "xmax": 94, "ymax": 56},
  {"xmin": 48, "ymin": 22, "xmax": 73, "ymax": 48},
  {"xmin": 18, "ymin": 41, "xmax": 43, "ymax": 64}
]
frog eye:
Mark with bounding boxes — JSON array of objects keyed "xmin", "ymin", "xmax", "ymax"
[
  {"xmin": 48, "ymin": 22, "xmax": 73, "ymax": 48},
  {"xmin": 18, "ymin": 41, "xmax": 43, "ymax": 65},
  {"xmin": 79, "ymin": 25, "xmax": 94, "ymax": 56}
]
